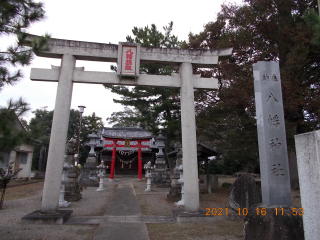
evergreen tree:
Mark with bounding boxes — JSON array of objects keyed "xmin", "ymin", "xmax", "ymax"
[
  {"xmin": 0, "ymin": 0, "xmax": 49, "ymax": 160},
  {"xmin": 188, "ymin": 0, "xmax": 320, "ymax": 173},
  {"xmin": 105, "ymin": 22, "xmax": 181, "ymax": 147},
  {"xmin": 0, "ymin": 98, "xmax": 31, "ymax": 161},
  {"xmin": 0, "ymin": 0, "xmax": 50, "ymax": 89},
  {"xmin": 106, "ymin": 107, "xmax": 141, "ymax": 127},
  {"xmin": 303, "ymin": 2, "xmax": 320, "ymax": 46},
  {"xmin": 29, "ymin": 108, "xmax": 104, "ymax": 169}
]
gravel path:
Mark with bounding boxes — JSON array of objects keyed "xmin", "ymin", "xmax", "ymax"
[{"xmin": 0, "ymin": 176, "xmax": 252, "ymax": 240}]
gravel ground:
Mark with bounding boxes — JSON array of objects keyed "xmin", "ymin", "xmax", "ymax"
[
  {"xmin": 0, "ymin": 181, "xmax": 117, "ymax": 240},
  {"xmin": 0, "ymin": 176, "xmax": 301, "ymax": 240}
]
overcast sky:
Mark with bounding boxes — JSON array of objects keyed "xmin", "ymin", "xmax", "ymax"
[{"xmin": 0, "ymin": 0, "xmax": 243, "ymax": 126}]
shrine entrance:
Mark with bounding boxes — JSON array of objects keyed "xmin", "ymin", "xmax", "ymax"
[
  {"xmin": 95, "ymin": 127, "xmax": 156, "ymax": 180},
  {"xmin": 104, "ymin": 137, "xmax": 151, "ymax": 181},
  {"xmin": 25, "ymin": 35, "xmax": 232, "ymax": 215}
]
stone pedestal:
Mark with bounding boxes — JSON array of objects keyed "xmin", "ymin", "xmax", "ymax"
[
  {"xmin": 79, "ymin": 156, "xmax": 98, "ymax": 187},
  {"xmin": 64, "ymin": 141, "xmax": 82, "ymax": 202},
  {"xmin": 167, "ymin": 173, "xmax": 181, "ymax": 201},
  {"xmin": 151, "ymin": 133, "xmax": 170, "ymax": 186},
  {"xmin": 80, "ymin": 132, "xmax": 99, "ymax": 187},
  {"xmin": 204, "ymin": 174, "xmax": 218, "ymax": 192},
  {"xmin": 244, "ymin": 205, "xmax": 304, "ymax": 240},
  {"xmin": 21, "ymin": 210, "xmax": 73, "ymax": 225},
  {"xmin": 64, "ymin": 167, "xmax": 82, "ymax": 202},
  {"xmin": 152, "ymin": 168, "xmax": 170, "ymax": 186}
]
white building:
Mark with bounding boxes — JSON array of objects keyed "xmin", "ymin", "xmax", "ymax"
[{"xmin": 0, "ymin": 117, "xmax": 35, "ymax": 180}]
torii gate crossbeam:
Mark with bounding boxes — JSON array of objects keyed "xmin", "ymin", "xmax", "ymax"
[{"xmin": 26, "ymin": 35, "xmax": 232, "ymax": 215}]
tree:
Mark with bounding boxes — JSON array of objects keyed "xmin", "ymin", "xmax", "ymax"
[
  {"xmin": 105, "ymin": 22, "xmax": 182, "ymax": 153},
  {"xmin": 303, "ymin": 2, "xmax": 320, "ymax": 46},
  {"xmin": 0, "ymin": 161, "xmax": 22, "ymax": 209},
  {"xmin": 29, "ymin": 108, "xmax": 104, "ymax": 169},
  {"xmin": 0, "ymin": 0, "xmax": 49, "ymax": 89},
  {"xmin": 0, "ymin": 98, "xmax": 31, "ymax": 164},
  {"xmin": 187, "ymin": 0, "xmax": 320, "ymax": 173},
  {"xmin": 28, "ymin": 107, "xmax": 53, "ymax": 170},
  {"xmin": 0, "ymin": 0, "xmax": 49, "ymax": 161},
  {"xmin": 83, "ymin": 112, "xmax": 104, "ymax": 134},
  {"xmin": 107, "ymin": 106, "xmax": 143, "ymax": 127}
]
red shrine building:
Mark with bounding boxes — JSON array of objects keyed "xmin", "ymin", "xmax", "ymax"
[{"xmin": 95, "ymin": 127, "xmax": 158, "ymax": 179}]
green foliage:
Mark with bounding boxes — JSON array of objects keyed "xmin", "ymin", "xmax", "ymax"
[
  {"xmin": 28, "ymin": 107, "xmax": 52, "ymax": 169},
  {"xmin": 29, "ymin": 108, "xmax": 104, "ymax": 169},
  {"xmin": 189, "ymin": 0, "xmax": 320, "ymax": 173},
  {"xmin": 83, "ymin": 112, "xmax": 104, "ymax": 134},
  {"xmin": 0, "ymin": 98, "xmax": 31, "ymax": 159},
  {"xmin": 107, "ymin": 106, "xmax": 141, "ymax": 127},
  {"xmin": 105, "ymin": 22, "xmax": 181, "ymax": 145},
  {"xmin": 0, "ymin": 0, "xmax": 49, "ymax": 162},
  {"xmin": 303, "ymin": 8, "xmax": 320, "ymax": 45},
  {"xmin": 0, "ymin": 0, "xmax": 50, "ymax": 89}
]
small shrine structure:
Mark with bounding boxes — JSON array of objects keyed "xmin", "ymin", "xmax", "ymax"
[
  {"xmin": 167, "ymin": 140, "xmax": 219, "ymax": 199},
  {"xmin": 95, "ymin": 127, "xmax": 157, "ymax": 180}
]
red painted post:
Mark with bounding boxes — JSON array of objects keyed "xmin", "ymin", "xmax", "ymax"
[
  {"xmin": 110, "ymin": 141, "xmax": 117, "ymax": 181},
  {"xmin": 138, "ymin": 141, "xmax": 142, "ymax": 180}
]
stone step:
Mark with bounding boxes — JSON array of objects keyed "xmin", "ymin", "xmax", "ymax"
[{"xmin": 65, "ymin": 215, "xmax": 173, "ymax": 224}]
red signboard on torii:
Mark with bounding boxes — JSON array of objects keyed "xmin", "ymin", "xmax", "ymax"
[{"xmin": 104, "ymin": 138, "xmax": 150, "ymax": 181}]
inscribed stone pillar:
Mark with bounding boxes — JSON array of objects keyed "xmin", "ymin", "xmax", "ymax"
[
  {"xmin": 179, "ymin": 62, "xmax": 199, "ymax": 213},
  {"xmin": 295, "ymin": 130, "xmax": 320, "ymax": 240},
  {"xmin": 41, "ymin": 54, "xmax": 75, "ymax": 214},
  {"xmin": 253, "ymin": 61, "xmax": 291, "ymax": 205}
]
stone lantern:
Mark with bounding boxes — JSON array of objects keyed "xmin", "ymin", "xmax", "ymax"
[
  {"xmin": 174, "ymin": 163, "xmax": 184, "ymax": 207},
  {"xmin": 96, "ymin": 160, "xmax": 109, "ymax": 191},
  {"xmin": 144, "ymin": 161, "xmax": 153, "ymax": 191},
  {"xmin": 88, "ymin": 132, "xmax": 99, "ymax": 157},
  {"xmin": 59, "ymin": 158, "xmax": 72, "ymax": 208},
  {"xmin": 155, "ymin": 132, "xmax": 166, "ymax": 169},
  {"xmin": 79, "ymin": 132, "xmax": 99, "ymax": 187}
]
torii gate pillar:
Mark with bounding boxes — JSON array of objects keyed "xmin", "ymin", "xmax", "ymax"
[
  {"xmin": 24, "ymin": 36, "xmax": 232, "ymax": 217},
  {"xmin": 179, "ymin": 63, "xmax": 199, "ymax": 212},
  {"xmin": 41, "ymin": 54, "xmax": 75, "ymax": 213}
]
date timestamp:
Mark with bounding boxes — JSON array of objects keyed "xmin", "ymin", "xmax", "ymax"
[{"xmin": 205, "ymin": 207, "xmax": 304, "ymax": 216}]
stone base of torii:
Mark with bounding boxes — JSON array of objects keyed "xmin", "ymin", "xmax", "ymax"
[{"xmin": 21, "ymin": 35, "xmax": 232, "ymax": 224}]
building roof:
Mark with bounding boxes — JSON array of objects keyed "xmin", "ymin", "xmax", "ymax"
[
  {"xmin": 97, "ymin": 127, "xmax": 155, "ymax": 152},
  {"xmin": 100, "ymin": 127, "xmax": 153, "ymax": 140}
]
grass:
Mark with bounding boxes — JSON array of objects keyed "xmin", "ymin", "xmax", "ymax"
[{"xmin": 2, "ymin": 181, "xmax": 43, "ymax": 201}]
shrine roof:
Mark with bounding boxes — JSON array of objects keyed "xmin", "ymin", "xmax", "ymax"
[
  {"xmin": 100, "ymin": 127, "xmax": 153, "ymax": 140},
  {"xmin": 96, "ymin": 127, "xmax": 154, "ymax": 152},
  {"xmin": 196, "ymin": 140, "xmax": 219, "ymax": 158},
  {"xmin": 166, "ymin": 140, "xmax": 219, "ymax": 160}
]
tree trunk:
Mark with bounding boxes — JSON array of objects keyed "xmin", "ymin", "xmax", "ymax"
[{"xmin": 0, "ymin": 186, "xmax": 6, "ymax": 209}]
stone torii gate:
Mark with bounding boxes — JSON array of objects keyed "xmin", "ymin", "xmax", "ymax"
[{"xmin": 27, "ymin": 35, "xmax": 232, "ymax": 215}]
